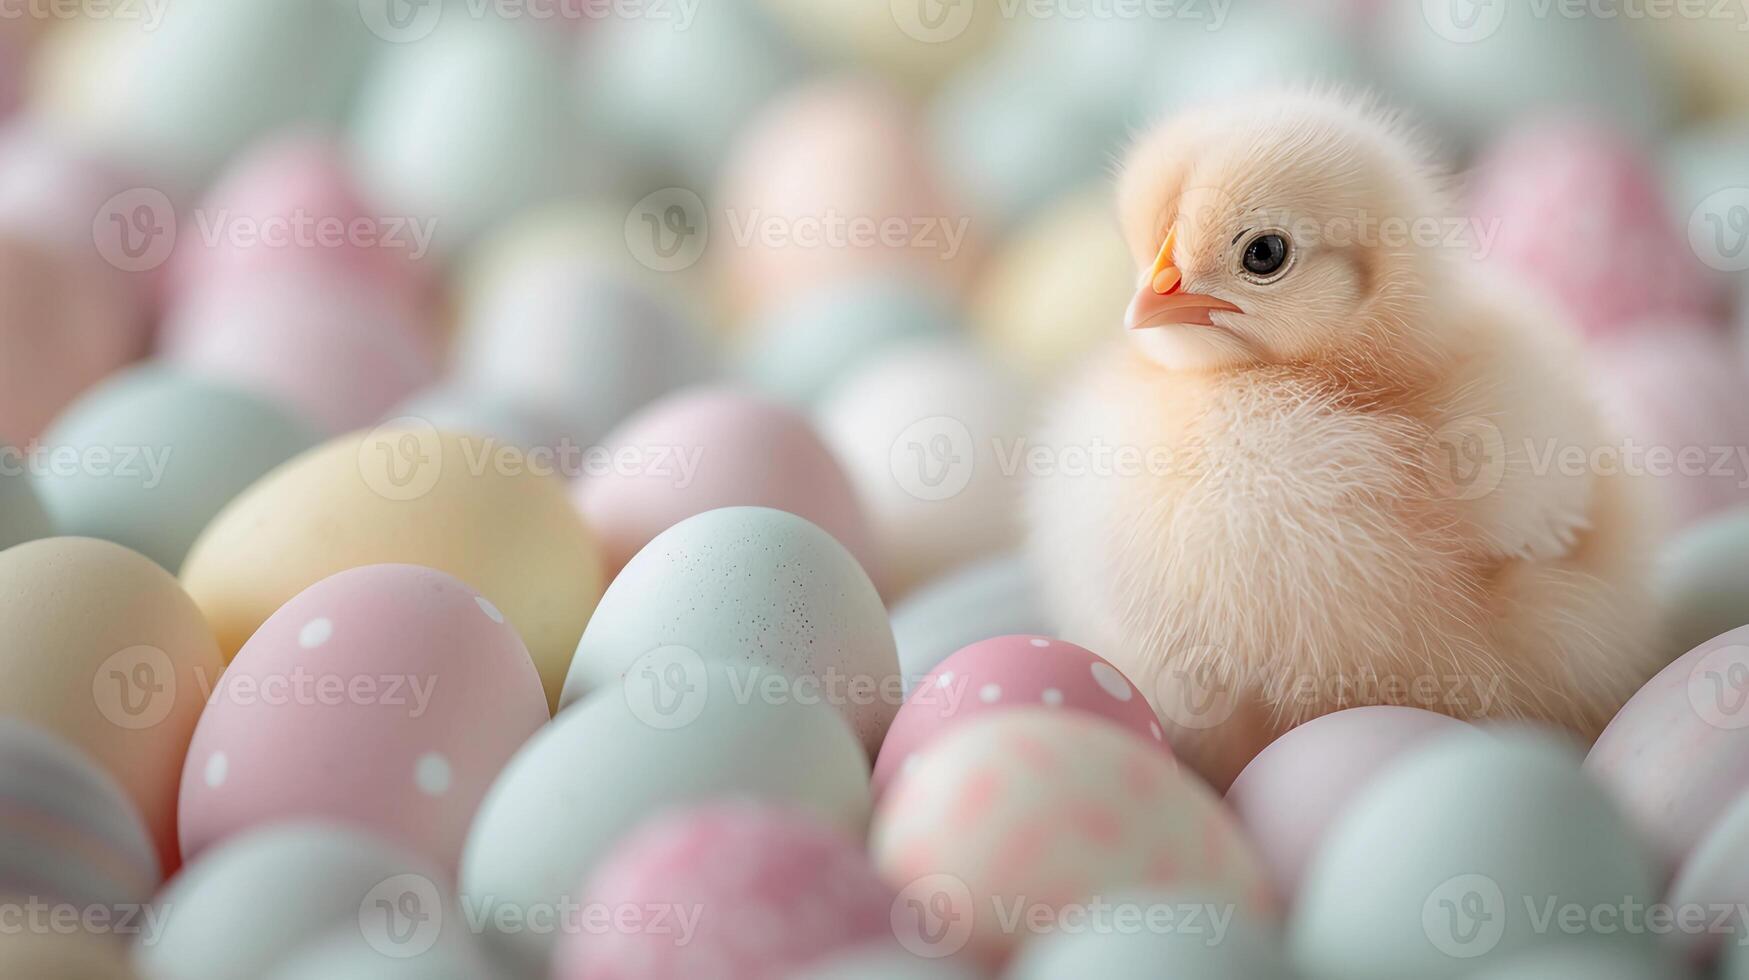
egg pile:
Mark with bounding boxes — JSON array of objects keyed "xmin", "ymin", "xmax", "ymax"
[{"xmin": 0, "ymin": 1, "xmax": 1746, "ymax": 978}]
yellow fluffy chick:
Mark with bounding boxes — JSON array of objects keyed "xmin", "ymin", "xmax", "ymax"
[{"xmin": 1025, "ymin": 92, "xmax": 1663, "ymax": 790}]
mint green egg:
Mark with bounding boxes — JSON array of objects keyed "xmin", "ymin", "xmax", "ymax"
[
  {"xmin": 1657, "ymin": 506, "xmax": 1749, "ymax": 660},
  {"xmin": 890, "ymin": 552, "xmax": 1052, "ymax": 690},
  {"xmin": 1008, "ymin": 888, "xmax": 1293, "ymax": 979},
  {"xmin": 0, "ymin": 455, "xmax": 50, "ymax": 552},
  {"xmin": 37, "ymin": 365, "xmax": 317, "ymax": 572}
]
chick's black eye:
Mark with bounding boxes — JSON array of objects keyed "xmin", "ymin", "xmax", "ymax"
[{"xmin": 1241, "ymin": 233, "xmax": 1290, "ymax": 279}]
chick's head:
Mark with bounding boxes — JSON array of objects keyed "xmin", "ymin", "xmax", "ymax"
[{"xmin": 1116, "ymin": 92, "xmax": 1453, "ymax": 375}]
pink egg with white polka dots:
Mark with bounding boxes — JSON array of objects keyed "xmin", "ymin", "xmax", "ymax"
[
  {"xmin": 554, "ymin": 802, "xmax": 896, "ymax": 980},
  {"xmin": 177, "ymin": 564, "xmax": 549, "ymax": 870},
  {"xmin": 872, "ymin": 635, "xmax": 1169, "ymax": 800}
]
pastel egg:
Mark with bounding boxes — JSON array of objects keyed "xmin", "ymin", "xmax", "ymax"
[
  {"xmin": 788, "ymin": 945, "xmax": 981, "ymax": 979},
  {"xmin": 0, "ymin": 119, "xmax": 157, "ymax": 290},
  {"xmin": 1292, "ymin": 728, "xmax": 1659, "ymax": 980},
  {"xmin": 461, "ymin": 662, "xmax": 871, "ymax": 973},
  {"xmin": 179, "ymin": 564, "xmax": 548, "ymax": 868},
  {"xmin": 1377, "ymin": 0, "xmax": 1671, "ymax": 147},
  {"xmin": 1468, "ymin": 121, "xmax": 1721, "ymax": 336},
  {"xmin": 1585, "ymin": 624, "xmax": 1749, "ymax": 874},
  {"xmin": 814, "ymin": 339, "xmax": 1028, "ymax": 595},
  {"xmin": 1458, "ymin": 943, "xmax": 1684, "ymax": 980},
  {"xmin": 715, "ymin": 77, "xmax": 974, "ymax": 317},
  {"xmin": 872, "ymin": 710, "xmax": 1274, "ymax": 965},
  {"xmin": 138, "ymin": 822, "xmax": 457, "ymax": 980},
  {"xmin": 178, "ymin": 426, "xmax": 604, "ymax": 708},
  {"xmin": 453, "ymin": 258, "xmax": 715, "ymax": 448},
  {"xmin": 36, "ymin": 365, "xmax": 318, "ymax": 572},
  {"xmin": 391, "ymin": 384, "xmax": 573, "ymax": 455},
  {"xmin": 349, "ymin": 15, "xmax": 579, "ymax": 255},
  {"xmin": 1660, "ymin": 122, "xmax": 1749, "ymax": 239},
  {"xmin": 1667, "ymin": 788, "xmax": 1749, "ymax": 962},
  {"xmin": 0, "ymin": 537, "xmax": 223, "ymax": 870},
  {"xmin": 556, "ymin": 802, "xmax": 894, "ymax": 980},
  {"xmin": 1587, "ymin": 328, "xmax": 1749, "ymax": 529},
  {"xmin": 0, "ymin": 717, "xmax": 159, "ymax": 912},
  {"xmin": 0, "ymin": 456, "xmax": 51, "ymax": 551},
  {"xmin": 0, "ymin": 927, "xmax": 138, "ymax": 980},
  {"xmin": 1144, "ymin": 3, "xmax": 1368, "ymax": 120},
  {"xmin": 576, "ymin": 391, "xmax": 877, "ymax": 581},
  {"xmin": 970, "ymin": 186, "xmax": 1134, "ymax": 382},
  {"xmin": 1007, "ymin": 887, "xmax": 1294, "ymax": 979},
  {"xmin": 890, "ymin": 553, "xmax": 1054, "ymax": 687},
  {"xmin": 753, "ymin": 0, "xmax": 999, "ymax": 87},
  {"xmin": 739, "ymin": 272, "xmax": 956, "ymax": 406},
  {"xmin": 1656, "ymin": 506, "xmax": 1749, "ymax": 661},
  {"xmin": 562, "ymin": 506, "xmax": 897, "ymax": 752},
  {"xmin": 872, "ymin": 635, "xmax": 1168, "ymax": 800},
  {"xmin": 1227, "ymin": 706, "xmax": 1471, "ymax": 903},
  {"xmin": 263, "ymin": 927, "xmax": 494, "ymax": 980}
]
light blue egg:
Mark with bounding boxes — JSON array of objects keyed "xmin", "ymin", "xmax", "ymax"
[
  {"xmin": 1291, "ymin": 728, "xmax": 1660, "ymax": 980},
  {"xmin": 0, "ymin": 455, "xmax": 50, "ymax": 552},
  {"xmin": 789, "ymin": 944, "xmax": 980, "ymax": 979},
  {"xmin": 1007, "ymin": 15, "xmax": 1189, "ymax": 132},
  {"xmin": 1378, "ymin": 0, "xmax": 1672, "ymax": 147},
  {"xmin": 1145, "ymin": 4, "xmax": 1370, "ymax": 123},
  {"xmin": 36, "ymin": 364, "xmax": 318, "ymax": 573},
  {"xmin": 1458, "ymin": 942, "xmax": 1686, "ymax": 979},
  {"xmin": 740, "ymin": 273, "xmax": 957, "ymax": 406},
  {"xmin": 890, "ymin": 552, "xmax": 1053, "ymax": 690},
  {"xmin": 1008, "ymin": 888, "xmax": 1294, "ymax": 979},
  {"xmin": 1655, "ymin": 506, "xmax": 1749, "ymax": 660}
]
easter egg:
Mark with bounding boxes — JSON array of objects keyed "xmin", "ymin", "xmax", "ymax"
[
  {"xmin": 0, "ymin": 119, "xmax": 156, "ymax": 289},
  {"xmin": 1292, "ymin": 728, "xmax": 1659, "ymax": 979},
  {"xmin": 179, "ymin": 564, "xmax": 549, "ymax": 868},
  {"xmin": 461, "ymin": 662, "xmax": 871, "ymax": 973},
  {"xmin": 787, "ymin": 945, "xmax": 981, "ymax": 979},
  {"xmin": 1468, "ymin": 120, "xmax": 1721, "ymax": 336},
  {"xmin": 0, "ymin": 927, "xmax": 138, "ymax": 980},
  {"xmin": 1667, "ymin": 788, "xmax": 1749, "ymax": 961},
  {"xmin": 1227, "ymin": 706, "xmax": 1471, "ymax": 902},
  {"xmin": 555, "ymin": 802, "xmax": 894, "ymax": 980},
  {"xmin": 1007, "ymin": 887, "xmax": 1294, "ymax": 979},
  {"xmin": 349, "ymin": 15, "xmax": 579, "ymax": 255},
  {"xmin": 753, "ymin": 0, "xmax": 999, "ymax": 87},
  {"xmin": 453, "ymin": 258, "xmax": 714, "ymax": 447},
  {"xmin": 0, "ymin": 537, "xmax": 222, "ymax": 869},
  {"xmin": 815, "ymin": 339, "xmax": 1028, "ymax": 595},
  {"xmin": 0, "ymin": 718, "xmax": 159, "ymax": 913},
  {"xmin": 179, "ymin": 426, "xmax": 603, "ymax": 708},
  {"xmin": 715, "ymin": 77, "xmax": 974, "ymax": 316},
  {"xmin": 138, "ymin": 822, "xmax": 457, "ymax": 980},
  {"xmin": 263, "ymin": 927, "xmax": 494, "ymax": 980},
  {"xmin": 970, "ymin": 186, "xmax": 1134, "ymax": 381},
  {"xmin": 0, "ymin": 456, "xmax": 50, "ymax": 551},
  {"xmin": 391, "ymin": 384, "xmax": 572, "ymax": 455},
  {"xmin": 1586, "ymin": 624, "xmax": 1749, "ymax": 874},
  {"xmin": 890, "ymin": 553, "xmax": 1053, "ymax": 686},
  {"xmin": 562, "ymin": 507, "xmax": 897, "ymax": 752},
  {"xmin": 1638, "ymin": 10, "xmax": 1749, "ymax": 118},
  {"xmin": 576, "ymin": 391, "xmax": 877, "ymax": 580},
  {"xmin": 1377, "ymin": 0, "xmax": 1671, "ymax": 147},
  {"xmin": 872, "ymin": 635, "xmax": 1168, "ymax": 800},
  {"xmin": 36, "ymin": 365, "xmax": 318, "ymax": 572},
  {"xmin": 1143, "ymin": 3, "xmax": 1367, "ymax": 120},
  {"xmin": 1656, "ymin": 506, "xmax": 1749, "ymax": 660},
  {"xmin": 1459, "ymin": 943, "xmax": 1684, "ymax": 980},
  {"xmin": 739, "ymin": 272, "xmax": 956, "ymax": 406},
  {"xmin": 872, "ymin": 710, "xmax": 1273, "ymax": 964},
  {"xmin": 1587, "ymin": 328, "xmax": 1749, "ymax": 529},
  {"xmin": 160, "ymin": 268, "xmax": 437, "ymax": 435},
  {"xmin": 1660, "ymin": 122, "xmax": 1749, "ymax": 245}
]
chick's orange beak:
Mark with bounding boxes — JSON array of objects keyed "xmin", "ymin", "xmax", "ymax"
[{"xmin": 1125, "ymin": 226, "xmax": 1243, "ymax": 330}]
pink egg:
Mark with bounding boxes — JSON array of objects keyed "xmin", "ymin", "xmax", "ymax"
[
  {"xmin": 577, "ymin": 386, "xmax": 877, "ymax": 581},
  {"xmin": 556, "ymin": 802, "xmax": 895, "ymax": 980},
  {"xmin": 1585, "ymin": 623, "xmax": 1749, "ymax": 876},
  {"xmin": 871, "ymin": 635, "xmax": 1169, "ymax": 800},
  {"xmin": 1468, "ymin": 119, "xmax": 1723, "ymax": 337},
  {"xmin": 714, "ymin": 76, "xmax": 975, "ymax": 317},
  {"xmin": 1587, "ymin": 327, "xmax": 1749, "ymax": 529},
  {"xmin": 159, "ymin": 266, "xmax": 437, "ymax": 434},
  {"xmin": 178, "ymin": 564, "xmax": 549, "ymax": 870},
  {"xmin": 1226, "ymin": 706, "xmax": 1469, "ymax": 903}
]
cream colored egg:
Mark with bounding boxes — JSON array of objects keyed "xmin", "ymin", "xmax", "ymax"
[
  {"xmin": 0, "ymin": 537, "xmax": 222, "ymax": 870},
  {"xmin": 754, "ymin": 0, "xmax": 1002, "ymax": 88},
  {"xmin": 971, "ymin": 186, "xmax": 1133, "ymax": 382},
  {"xmin": 179, "ymin": 426, "xmax": 603, "ymax": 709}
]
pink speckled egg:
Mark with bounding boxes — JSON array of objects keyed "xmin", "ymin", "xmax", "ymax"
[
  {"xmin": 159, "ymin": 266, "xmax": 437, "ymax": 433},
  {"xmin": 1587, "ymin": 327, "xmax": 1749, "ymax": 529},
  {"xmin": 556, "ymin": 802, "xmax": 895, "ymax": 980},
  {"xmin": 1468, "ymin": 120, "xmax": 1723, "ymax": 337},
  {"xmin": 577, "ymin": 386, "xmax": 877, "ymax": 581},
  {"xmin": 872, "ymin": 635, "xmax": 1169, "ymax": 801},
  {"xmin": 873, "ymin": 709, "xmax": 1275, "ymax": 965},
  {"xmin": 178, "ymin": 563, "xmax": 549, "ymax": 870},
  {"xmin": 1226, "ymin": 706, "xmax": 1470, "ymax": 903},
  {"xmin": 714, "ymin": 77, "xmax": 974, "ymax": 318},
  {"xmin": 1585, "ymin": 623, "xmax": 1749, "ymax": 877}
]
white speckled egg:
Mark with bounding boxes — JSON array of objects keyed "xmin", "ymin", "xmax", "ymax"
[
  {"xmin": 890, "ymin": 553, "xmax": 1053, "ymax": 687},
  {"xmin": 36, "ymin": 365, "xmax": 318, "ymax": 572},
  {"xmin": 1292, "ymin": 727, "xmax": 1659, "ymax": 980},
  {"xmin": 0, "ymin": 454, "xmax": 50, "ymax": 551},
  {"xmin": 815, "ymin": 339, "xmax": 1029, "ymax": 595},
  {"xmin": 562, "ymin": 506, "xmax": 897, "ymax": 752},
  {"xmin": 1007, "ymin": 887, "xmax": 1293, "ymax": 979},
  {"xmin": 461, "ymin": 662, "xmax": 871, "ymax": 974}
]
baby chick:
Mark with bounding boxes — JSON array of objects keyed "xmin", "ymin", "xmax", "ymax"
[{"xmin": 1026, "ymin": 92, "xmax": 1663, "ymax": 789}]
